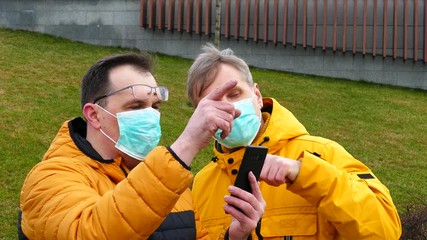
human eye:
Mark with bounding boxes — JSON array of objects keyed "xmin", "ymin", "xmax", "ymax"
[
  {"xmin": 228, "ymin": 90, "xmax": 241, "ymax": 99},
  {"xmin": 128, "ymin": 104, "xmax": 143, "ymax": 110},
  {"xmin": 126, "ymin": 100, "xmax": 147, "ymax": 110}
]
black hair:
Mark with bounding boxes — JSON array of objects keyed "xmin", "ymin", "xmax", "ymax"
[{"xmin": 80, "ymin": 52, "xmax": 153, "ymax": 109}]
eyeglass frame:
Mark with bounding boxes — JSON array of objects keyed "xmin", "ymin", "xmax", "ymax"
[{"xmin": 92, "ymin": 84, "xmax": 169, "ymax": 104}]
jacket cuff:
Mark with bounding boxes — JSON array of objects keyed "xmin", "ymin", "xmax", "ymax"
[
  {"xmin": 224, "ymin": 229, "xmax": 229, "ymax": 240},
  {"xmin": 135, "ymin": 146, "xmax": 193, "ymax": 194},
  {"xmin": 224, "ymin": 228, "xmax": 253, "ymax": 240},
  {"xmin": 288, "ymin": 150, "xmax": 338, "ymax": 206},
  {"xmin": 166, "ymin": 146, "xmax": 191, "ymax": 171}
]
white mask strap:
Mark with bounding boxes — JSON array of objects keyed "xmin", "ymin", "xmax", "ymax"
[
  {"xmin": 96, "ymin": 104, "xmax": 117, "ymax": 118},
  {"xmin": 96, "ymin": 104, "xmax": 119, "ymax": 144},
  {"xmin": 99, "ymin": 129, "xmax": 117, "ymax": 145}
]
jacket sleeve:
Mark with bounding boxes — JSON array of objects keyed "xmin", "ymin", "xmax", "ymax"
[
  {"xmin": 287, "ymin": 142, "xmax": 401, "ymax": 239},
  {"xmin": 20, "ymin": 146, "xmax": 193, "ymax": 240}
]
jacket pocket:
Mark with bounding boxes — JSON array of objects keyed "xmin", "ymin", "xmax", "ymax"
[
  {"xmin": 260, "ymin": 210, "xmax": 317, "ymax": 238},
  {"xmin": 202, "ymin": 216, "xmax": 231, "ymax": 240}
]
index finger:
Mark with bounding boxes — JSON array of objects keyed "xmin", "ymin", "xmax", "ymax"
[{"xmin": 205, "ymin": 80, "xmax": 238, "ymax": 101}]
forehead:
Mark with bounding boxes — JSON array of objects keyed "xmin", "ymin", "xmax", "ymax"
[
  {"xmin": 199, "ymin": 63, "xmax": 249, "ymax": 98},
  {"xmin": 108, "ymin": 65, "xmax": 157, "ymax": 90}
]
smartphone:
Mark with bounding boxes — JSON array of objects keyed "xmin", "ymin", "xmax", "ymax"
[{"xmin": 233, "ymin": 146, "xmax": 268, "ymax": 193}]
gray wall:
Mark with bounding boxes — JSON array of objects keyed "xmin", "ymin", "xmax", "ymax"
[{"xmin": 0, "ymin": 0, "xmax": 426, "ymax": 90}]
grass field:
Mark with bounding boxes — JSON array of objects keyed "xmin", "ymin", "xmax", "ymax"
[{"xmin": 0, "ymin": 27, "xmax": 426, "ymax": 239}]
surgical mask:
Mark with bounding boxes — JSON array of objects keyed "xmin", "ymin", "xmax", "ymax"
[
  {"xmin": 97, "ymin": 105, "xmax": 161, "ymax": 160},
  {"xmin": 214, "ymin": 97, "xmax": 261, "ymax": 148}
]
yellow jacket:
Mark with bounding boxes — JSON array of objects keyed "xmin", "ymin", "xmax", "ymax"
[
  {"xmin": 20, "ymin": 117, "xmax": 208, "ymax": 240},
  {"xmin": 192, "ymin": 98, "xmax": 401, "ymax": 239}
]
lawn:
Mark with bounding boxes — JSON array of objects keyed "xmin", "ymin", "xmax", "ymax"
[{"xmin": 0, "ymin": 28, "xmax": 426, "ymax": 239}]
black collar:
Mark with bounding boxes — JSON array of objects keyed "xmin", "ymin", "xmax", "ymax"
[{"xmin": 68, "ymin": 117, "xmax": 114, "ymax": 164}]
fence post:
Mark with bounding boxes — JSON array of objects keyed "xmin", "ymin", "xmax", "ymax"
[{"xmin": 215, "ymin": 0, "xmax": 222, "ymax": 47}]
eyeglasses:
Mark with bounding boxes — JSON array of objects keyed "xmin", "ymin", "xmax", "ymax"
[{"xmin": 93, "ymin": 84, "xmax": 169, "ymax": 104}]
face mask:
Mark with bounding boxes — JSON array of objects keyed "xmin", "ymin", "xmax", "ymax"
[
  {"xmin": 98, "ymin": 106, "xmax": 162, "ymax": 160},
  {"xmin": 214, "ymin": 97, "xmax": 261, "ymax": 148}
]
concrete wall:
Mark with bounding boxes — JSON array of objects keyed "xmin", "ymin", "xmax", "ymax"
[{"xmin": 0, "ymin": 0, "xmax": 426, "ymax": 90}]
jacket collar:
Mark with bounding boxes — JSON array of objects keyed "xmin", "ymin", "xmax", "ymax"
[
  {"xmin": 43, "ymin": 117, "xmax": 120, "ymax": 165},
  {"xmin": 41, "ymin": 117, "xmax": 127, "ymax": 183},
  {"xmin": 68, "ymin": 117, "xmax": 114, "ymax": 163}
]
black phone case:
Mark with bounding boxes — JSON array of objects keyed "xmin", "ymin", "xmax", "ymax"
[{"xmin": 233, "ymin": 146, "xmax": 268, "ymax": 193}]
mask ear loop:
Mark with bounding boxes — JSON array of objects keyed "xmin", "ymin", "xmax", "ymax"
[
  {"xmin": 249, "ymin": 88, "xmax": 263, "ymax": 119},
  {"xmin": 99, "ymin": 129, "xmax": 118, "ymax": 145},
  {"xmin": 250, "ymin": 91, "xmax": 262, "ymax": 143},
  {"xmin": 249, "ymin": 82, "xmax": 263, "ymax": 109},
  {"xmin": 96, "ymin": 104, "xmax": 117, "ymax": 119},
  {"xmin": 96, "ymin": 104, "xmax": 119, "ymax": 145}
]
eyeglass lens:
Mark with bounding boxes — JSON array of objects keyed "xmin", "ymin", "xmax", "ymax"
[{"xmin": 131, "ymin": 85, "xmax": 168, "ymax": 101}]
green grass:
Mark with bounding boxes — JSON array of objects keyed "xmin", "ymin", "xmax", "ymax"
[{"xmin": 1, "ymin": 28, "xmax": 426, "ymax": 239}]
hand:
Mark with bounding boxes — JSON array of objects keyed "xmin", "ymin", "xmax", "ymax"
[
  {"xmin": 170, "ymin": 80, "xmax": 241, "ymax": 166},
  {"xmin": 224, "ymin": 172, "xmax": 266, "ymax": 240},
  {"xmin": 259, "ymin": 154, "xmax": 301, "ymax": 186}
]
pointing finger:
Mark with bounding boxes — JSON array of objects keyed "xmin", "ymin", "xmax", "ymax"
[{"xmin": 205, "ymin": 80, "xmax": 238, "ymax": 101}]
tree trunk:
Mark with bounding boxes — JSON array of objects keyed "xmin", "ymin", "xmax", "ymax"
[{"xmin": 214, "ymin": 0, "xmax": 222, "ymax": 48}]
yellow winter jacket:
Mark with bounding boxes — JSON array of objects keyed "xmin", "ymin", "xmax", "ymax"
[
  {"xmin": 192, "ymin": 98, "xmax": 401, "ymax": 239},
  {"xmin": 20, "ymin": 117, "xmax": 208, "ymax": 240}
]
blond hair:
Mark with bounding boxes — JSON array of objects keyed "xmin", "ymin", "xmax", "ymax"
[{"xmin": 187, "ymin": 43, "xmax": 253, "ymax": 106}]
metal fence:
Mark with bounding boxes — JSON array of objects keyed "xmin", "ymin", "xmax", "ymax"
[{"xmin": 140, "ymin": 0, "xmax": 426, "ymax": 62}]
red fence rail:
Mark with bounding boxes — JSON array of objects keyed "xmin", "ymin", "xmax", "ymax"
[{"xmin": 140, "ymin": 0, "xmax": 427, "ymax": 62}]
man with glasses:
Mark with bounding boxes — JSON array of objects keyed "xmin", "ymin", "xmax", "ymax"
[{"xmin": 19, "ymin": 53, "xmax": 265, "ymax": 240}]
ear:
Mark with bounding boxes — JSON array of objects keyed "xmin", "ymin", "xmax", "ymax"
[
  {"xmin": 83, "ymin": 103, "xmax": 101, "ymax": 130},
  {"xmin": 253, "ymin": 83, "xmax": 263, "ymax": 108}
]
